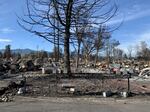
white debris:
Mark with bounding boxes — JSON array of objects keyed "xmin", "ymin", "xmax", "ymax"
[{"xmin": 17, "ymin": 88, "xmax": 24, "ymax": 95}]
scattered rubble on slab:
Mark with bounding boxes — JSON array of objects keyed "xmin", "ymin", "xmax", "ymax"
[{"xmin": 0, "ymin": 58, "xmax": 150, "ymax": 101}]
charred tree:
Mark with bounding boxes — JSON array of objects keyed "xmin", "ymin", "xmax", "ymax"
[{"xmin": 18, "ymin": 0, "xmax": 117, "ymax": 75}]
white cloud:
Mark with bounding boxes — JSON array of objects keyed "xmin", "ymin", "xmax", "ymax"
[
  {"xmin": 0, "ymin": 38, "xmax": 12, "ymax": 42},
  {"xmin": 118, "ymin": 30, "xmax": 150, "ymax": 54},
  {"xmin": 107, "ymin": 6, "xmax": 150, "ymax": 25},
  {"xmin": 137, "ymin": 32, "xmax": 150, "ymax": 42},
  {"xmin": 0, "ymin": 28, "xmax": 15, "ymax": 33},
  {"xmin": 125, "ymin": 9, "xmax": 150, "ymax": 21}
]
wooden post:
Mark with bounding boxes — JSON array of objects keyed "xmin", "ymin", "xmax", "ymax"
[{"xmin": 127, "ymin": 74, "xmax": 131, "ymax": 94}]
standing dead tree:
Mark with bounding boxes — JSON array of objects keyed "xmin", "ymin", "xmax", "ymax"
[
  {"xmin": 111, "ymin": 39, "xmax": 120, "ymax": 61},
  {"xmin": 73, "ymin": 13, "xmax": 89, "ymax": 68},
  {"xmin": 82, "ymin": 27, "xmax": 96, "ymax": 65},
  {"xmin": 94, "ymin": 25, "xmax": 109, "ymax": 66},
  {"xmin": 136, "ymin": 41, "xmax": 150, "ymax": 63},
  {"xmin": 127, "ymin": 45, "xmax": 133, "ymax": 59},
  {"xmin": 113, "ymin": 48, "xmax": 123, "ymax": 61},
  {"xmin": 18, "ymin": 0, "xmax": 117, "ymax": 75},
  {"xmin": 3, "ymin": 45, "xmax": 11, "ymax": 60}
]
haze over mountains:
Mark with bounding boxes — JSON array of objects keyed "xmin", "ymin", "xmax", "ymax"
[{"xmin": 0, "ymin": 49, "xmax": 37, "ymax": 55}]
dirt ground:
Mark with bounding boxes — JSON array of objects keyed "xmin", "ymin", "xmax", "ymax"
[
  {"xmin": 25, "ymin": 74, "xmax": 150, "ymax": 97},
  {"xmin": 1, "ymin": 72, "xmax": 150, "ymax": 99}
]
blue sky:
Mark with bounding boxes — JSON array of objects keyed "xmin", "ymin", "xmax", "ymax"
[
  {"xmin": 0, "ymin": 0, "xmax": 150, "ymax": 53},
  {"xmin": 0, "ymin": 0, "xmax": 51, "ymax": 51}
]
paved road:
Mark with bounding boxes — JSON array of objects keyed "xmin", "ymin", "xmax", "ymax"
[{"xmin": 0, "ymin": 98, "xmax": 150, "ymax": 112}]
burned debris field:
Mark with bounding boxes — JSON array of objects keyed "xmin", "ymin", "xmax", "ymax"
[
  {"xmin": 1, "ymin": 59, "xmax": 150, "ymax": 102},
  {"xmin": 1, "ymin": 0, "xmax": 150, "ymax": 107},
  {"xmin": 26, "ymin": 74, "xmax": 150, "ymax": 97}
]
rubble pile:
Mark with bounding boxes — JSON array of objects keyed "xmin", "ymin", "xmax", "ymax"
[
  {"xmin": 0, "ymin": 56, "xmax": 150, "ymax": 98},
  {"xmin": 0, "ymin": 57, "xmax": 65, "ymax": 76},
  {"xmin": 0, "ymin": 80, "xmax": 26, "ymax": 102},
  {"xmin": 73, "ymin": 60, "xmax": 148, "ymax": 74}
]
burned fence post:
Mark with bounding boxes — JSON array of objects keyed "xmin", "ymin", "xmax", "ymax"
[{"xmin": 127, "ymin": 74, "xmax": 131, "ymax": 94}]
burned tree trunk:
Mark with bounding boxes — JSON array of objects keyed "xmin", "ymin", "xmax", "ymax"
[
  {"xmin": 94, "ymin": 49, "xmax": 99, "ymax": 67},
  {"xmin": 64, "ymin": 32, "xmax": 71, "ymax": 74},
  {"xmin": 76, "ymin": 41, "xmax": 81, "ymax": 69},
  {"xmin": 63, "ymin": 0, "xmax": 73, "ymax": 75}
]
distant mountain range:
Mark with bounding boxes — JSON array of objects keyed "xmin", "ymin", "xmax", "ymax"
[{"xmin": 0, "ymin": 49, "xmax": 36, "ymax": 55}]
